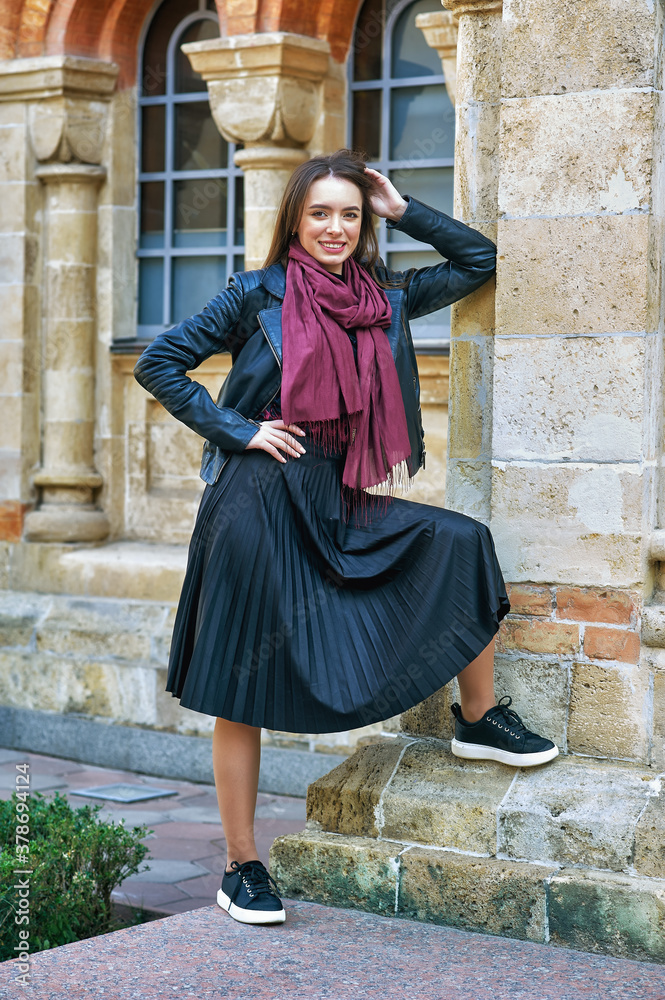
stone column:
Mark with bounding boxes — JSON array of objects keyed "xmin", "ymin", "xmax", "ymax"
[
  {"xmin": 440, "ymin": 0, "xmax": 501, "ymax": 524},
  {"xmin": 183, "ymin": 33, "xmax": 331, "ymax": 269},
  {"xmin": 26, "ymin": 164, "xmax": 109, "ymax": 542},
  {"xmin": 416, "ymin": 9, "xmax": 459, "ymax": 105},
  {"xmin": 20, "ymin": 57, "xmax": 117, "ymax": 543}
]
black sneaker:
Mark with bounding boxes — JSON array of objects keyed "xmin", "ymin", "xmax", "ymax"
[
  {"xmin": 217, "ymin": 859, "xmax": 286, "ymax": 925},
  {"xmin": 450, "ymin": 696, "xmax": 559, "ymax": 767}
]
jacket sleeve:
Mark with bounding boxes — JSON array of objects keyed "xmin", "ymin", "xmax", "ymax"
[
  {"xmin": 133, "ymin": 276, "xmax": 261, "ymax": 453},
  {"xmin": 385, "ymin": 196, "xmax": 496, "ymax": 319}
]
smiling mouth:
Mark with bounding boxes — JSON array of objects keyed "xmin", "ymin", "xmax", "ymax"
[{"xmin": 319, "ymin": 242, "xmax": 346, "ymax": 251}]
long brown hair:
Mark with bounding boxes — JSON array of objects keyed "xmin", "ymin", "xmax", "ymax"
[{"xmin": 263, "ymin": 149, "xmax": 390, "ymax": 283}]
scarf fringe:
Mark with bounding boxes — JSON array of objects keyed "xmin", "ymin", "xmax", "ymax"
[{"xmin": 363, "ymin": 459, "xmax": 415, "ymax": 496}]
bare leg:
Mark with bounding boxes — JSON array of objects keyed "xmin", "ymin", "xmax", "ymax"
[
  {"xmin": 212, "ymin": 718, "xmax": 261, "ymax": 871},
  {"xmin": 457, "ymin": 636, "xmax": 496, "ymax": 723}
]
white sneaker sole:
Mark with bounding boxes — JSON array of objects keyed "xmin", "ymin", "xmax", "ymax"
[
  {"xmin": 451, "ymin": 739, "xmax": 559, "ymax": 768},
  {"xmin": 217, "ymin": 888, "xmax": 286, "ymax": 925}
]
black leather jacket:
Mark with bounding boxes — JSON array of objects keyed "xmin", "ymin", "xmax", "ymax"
[{"xmin": 133, "ymin": 196, "xmax": 496, "ymax": 486}]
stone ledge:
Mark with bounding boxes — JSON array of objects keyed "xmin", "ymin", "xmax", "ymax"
[
  {"xmin": 269, "ymin": 829, "xmax": 665, "ymax": 963},
  {"xmin": 0, "ymin": 706, "xmax": 346, "ymax": 798},
  {"xmin": 7, "ymin": 540, "xmax": 188, "ymax": 602},
  {"xmin": 304, "ymin": 737, "xmax": 664, "ymax": 872}
]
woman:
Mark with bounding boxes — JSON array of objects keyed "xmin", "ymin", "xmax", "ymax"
[{"xmin": 134, "ymin": 149, "xmax": 558, "ymax": 927}]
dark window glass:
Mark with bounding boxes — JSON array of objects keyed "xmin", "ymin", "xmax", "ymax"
[
  {"xmin": 352, "ymin": 90, "xmax": 381, "ymax": 160},
  {"xmin": 174, "ymin": 102, "xmax": 227, "ymax": 170},
  {"xmin": 390, "ymin": 84, "xmax": 451, "ymax": 160},
  {"xmin": 388, "ymin": 166, "xmax": 453, "ymax": 242},
  {"xmin": 172, "ymin": 256, "xmax": 226, "ymax": 321},
  {"xmin": 353, "ymin": 0, "xmax": 384, "ymax": 82},
  {"xmin": 175, "ymin": 19, "xmax": 219, "ymax": 93},
  {"xmin": 173, "ymin": 178, "xmax": 227, "ymax": 247},
  {"xmin": 392, "ymin": 0, "xmax": 443, "ymax": 78},
  {"xmin": 141, "ymin": 105, "xmax": 165, "ymax": 174},
  {"xmin": 139, "ymin": 182, "xmax": 165, "ymax": 248},
  {"xmin": 141, "ymin": 0, "xmax": 199, "ymax": 96},
  {"xmin": 138, "ymin": 259, "xmax": 164, "ymax": 325}
]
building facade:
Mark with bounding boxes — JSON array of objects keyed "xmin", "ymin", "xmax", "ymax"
[{"xmin": 0, "ymin": 0, "xmax": 663, "ymax": 959}]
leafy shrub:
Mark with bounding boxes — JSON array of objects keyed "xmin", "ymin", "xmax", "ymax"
[{"xmin": 0, "ymin": 791, "xmax": 152, "ymax": 958}]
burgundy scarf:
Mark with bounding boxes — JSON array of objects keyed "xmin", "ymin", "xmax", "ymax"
[{"xmin": 281, "ymin": 238, "xmax": 412, "ymax": 501}]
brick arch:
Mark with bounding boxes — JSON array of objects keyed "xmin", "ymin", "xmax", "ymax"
[{"xmin": 0, "ymin": 0, "xmax": 365, "ymax": 87}]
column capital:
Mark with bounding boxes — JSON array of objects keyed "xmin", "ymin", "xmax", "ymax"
[
  {"xmin": 183, "ymin": 32, "xmax": 330, "ymax": 147},
  {"xmin": 416, "ymin": 11, "xmax": 459, "ymax": 105},
  {"xmin": 442, "ymin": 0, "xmax": 502, "ymax": 15}
]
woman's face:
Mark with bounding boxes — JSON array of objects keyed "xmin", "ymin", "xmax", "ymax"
[{"xmin": 295, "ymin": 175, "xmax": 363, "ymax": 275}]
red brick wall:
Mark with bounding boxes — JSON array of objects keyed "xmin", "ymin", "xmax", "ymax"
[{"xmin": 498, "ymin": 584, "xmax": 640, "ymax": 665}]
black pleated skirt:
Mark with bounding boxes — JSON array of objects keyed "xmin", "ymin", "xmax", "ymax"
[{"xmin": 165, "ymin": 430, "xmax": 510, "ymax": 733}]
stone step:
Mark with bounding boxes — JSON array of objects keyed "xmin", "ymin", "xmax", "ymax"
[
  {"xmin": 8, "ymin": 540, "xmax": 188, "ymax": 602},
  {"xmin": 302, "ymin": 736, "xmax": 665, "ymax": 875},
  {"xmin": 269, "ymin": 827, "xmax": 665, "ymax": 963}
]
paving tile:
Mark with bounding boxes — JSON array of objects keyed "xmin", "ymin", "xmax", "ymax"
[
  {"xmin": 141, "ymin": 837, "xmax": 219, "ymax": 863},
  {"xmin": 0, "ymin": 749, "xmax": 26, "ymax": 764},
  {"xmin": 255, "ymin": 796, "xmax": 307, "ymax": 820},
  {"xmin": 0, "ymin": 771, "xmax": 67, "ymax": 792},
  {"xmin": 154, "ymin": 820, "xmax": 225, "ymax": 840},
  {"xmin": 163, "ymin": 805, "xmax": 224, "ymax": 824},
  {"xmin": 111, "ymin": 882, "xmax": 190, "ymax": 909},
  {"xmin": 157, "ymin": 896, "xmax": 221, "ymax": 915},
  {"xmin": 174, "ymin": 872, "xmax": 221, "ymax": 897},
  {"xmin": 128, "ymin": 859, "xmax": 210, "ymax": 884}
]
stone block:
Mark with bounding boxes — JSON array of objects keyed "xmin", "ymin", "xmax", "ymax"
[
  {"xmin": 0, "ymin": 181, "xmax": 26, "ymax": 233},
  {"xmin": 0, "ymin": 123, "xmax": 26, "ymax": 183},
  {"xmin": 454, "ymin": 99, "xmax": 499, "ymax": 223},
  {"xmin": 306, "ymin": 737, "xmax": 412, "ymax": 838},
  {"xmin": 447, "ymin": 338, "xmax": 492, "ymax": 460},
  {"xmin": 399, "ymin": 848, "xmax": 554, "ymax": 943},
  {"xmin": 0, "ymin": 590, "xmax": 51, "ymax": 647},
  {"xmin": 496, "ymin": 215, "xmax": 651, "ymax": 337},
  {"xmin": 498, "ymin": 756, "xmax": 650, "ymax": 871},
  {"xmin": 0, "ymin": 232, "xmax": 25, "ymax": 284},
  {"xmin": 505, "ymin": 584, "xmax": 552, "ymax": 617},
  {"xmin": 380, "ymin": 739, "xmax": 514, "ymax": 854},
  {"xmin": 0, "ymin": 285, "xmax": 23, "ymax": 340},
  {"xmin": 493, "ymin": 336, "xmax": 645, "ymax": 463},
  {"xmin": 582, "ymin": 626, "xmax": 640, "ymax": 664},
  {"xmin": 445, "ymin": 458, "xmax": 491, "ymax": 522},
  {"xmin": 549, "ymin": 869, "xmax": 665, "ymax": 963},
  {"xmin": 454, "ymin": 8, "xmax": 501, "ymax": 106},
  {"xmin": 568, "ymin": 660, "xmax": 650, "ymax": 761},
  {"xmin": 493, "ymin": 654, "xmax": 568, "ymax": 751},
  {"xmin": 35, "ymin": 595, "xmax": 166, "ymax": 661},
  {"xmin": 400, "ymin": 686, "xmax": 454, "ymax": 741},
  {"xmin": 497, "ymin": 619, "xmax": 579, "ymax": 656},
  {"xmin": 500, "ymin": 0, "xmax": 656, "ymax": 99},
  {"xmin": 0, "ymin": 397, "xmax": 22, "ymax": 451},
  {"xmin": 653, "ymin": 670, "xmax": 665, "ymax": 771},
  {"xmin": 499, "ymin": 91, "xmax": 653, "ymax": 218},
  {"xmin": 269, "ymin": 828, "xmax": 399, "ymax": 916},
  {"xmin": 490, "ymin": 462, "xmax": 643, "ymax": 587},
  {"xmin": 556, "ymin": 586, "xmax": 637, "ymax": 626},
  {"xmin": 634, "ymin": 788, "xmax": 665, "ymax": 878}
]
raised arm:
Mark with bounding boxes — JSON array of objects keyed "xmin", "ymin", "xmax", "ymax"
[{"xmin": 365, "ymin": 167, "xmax": 496, "ymax": 319}]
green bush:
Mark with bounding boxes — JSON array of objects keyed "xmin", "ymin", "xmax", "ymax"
[{"xmin": 0, "ymin": 791, "xmax": 152, "ymax": 959}]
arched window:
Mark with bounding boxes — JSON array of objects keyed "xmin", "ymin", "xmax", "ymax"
[
  {"xmin": 350, "ymin": 0, "xmax": 454, "ymax": 349},
  {"xmin": 137, "ymin": 0, "xmax": 245, "ymax": 339}
]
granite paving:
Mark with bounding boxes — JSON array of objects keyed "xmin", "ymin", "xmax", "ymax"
[
  {"xmin": 2, "ymin": 749, "xmax": 665, "ymax": 999},
  {"xmin": 2, "ymin": 901, "xmax": 665, "ymax": 1000}
]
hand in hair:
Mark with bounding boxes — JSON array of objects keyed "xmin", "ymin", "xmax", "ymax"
[
  {"xmin": 245, "ymin": 420, "xmax": 306, "ymax": 462},
  {"xmin": 364, "ymin": 168, "xmax": 408, "ymax": 223}
]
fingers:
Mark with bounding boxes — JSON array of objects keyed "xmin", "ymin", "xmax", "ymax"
[{"xmin": 253, "ymin": 420, "xmax": 307, "ymax": 462}]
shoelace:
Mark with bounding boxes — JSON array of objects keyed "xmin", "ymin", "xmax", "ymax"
[
  {"xmin": 488, "ymin": 696, "xmax": 529, "ymax": 739},
  {"xmin": 227, "ymin": 860, "xmax": 280, "ymax": 904}
]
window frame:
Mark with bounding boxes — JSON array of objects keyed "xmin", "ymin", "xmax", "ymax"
[
  {"xmin": 348, "ymin": 0, "xmax": 453, "ymax": 353},
  {"xmin": 134, "ymin": 0, "xmax": 245, "ymax": 342}
]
